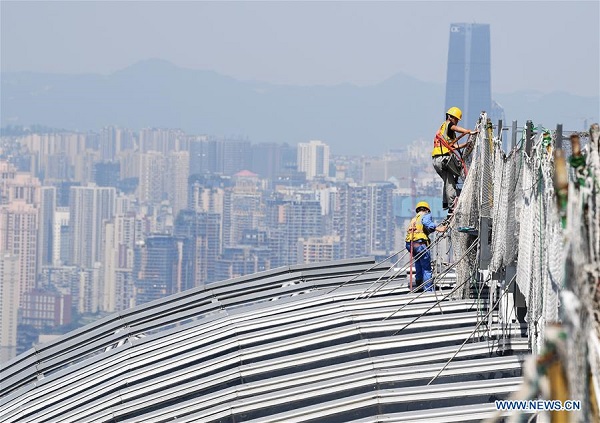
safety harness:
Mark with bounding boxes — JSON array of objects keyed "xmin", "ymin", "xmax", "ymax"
[
  {"xmin": 405, "ymin": 212, "xmax": 429, "ymax": 244},
  {"xmin": 432, "ymin": 121, "xmax": 469, "ymax": 177}
]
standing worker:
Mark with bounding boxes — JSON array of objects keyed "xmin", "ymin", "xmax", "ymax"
[
  {"xmin": 432, "ymin": 107, "xmax": 478, "ymax": 222},
  {"xmin": 405, "ymin": 201, "xmax": 446, "ymax": 292}
]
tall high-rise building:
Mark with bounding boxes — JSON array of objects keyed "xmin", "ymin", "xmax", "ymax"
[
  {"xmin": 0, "ymin": 253, "xmax": 20, "ymax": 363},
  {"xmin": 166, "ymin": 151, "xmax": 190, "ymax": 217},
  {"xmin": 0, "ymin": 163, "xmax": 42, "ymax": 296},
  {"xmin": 102, "ymin": 214, "xmax": 138, "ymax": 312},
  {"xmin": 133, "ymin": 235, "xmax": 186, "ymax": 305},
  {"xmin": 99, "ymin": 126, "xmax": 135, "ymax": 161},
  {"xmin": 445, "ymin": 23, "xmax": 492, "ymax": 129},
  {"xmin": 367, "ymin": 182, "xmax": 396, "ymax": 255},
  {"xmin": 52, "ymin": 181, "xmax": 81, "ymax": 207},
  {"xmin": 100, "ymin": 126, "xmax": 118, "ymax": 161},
  {"xmin": 52, "ymin": 207, "xmax": 70, "ymax": 265},
  {"xmin": 0, "ymin": 161, "xmax": 41, "ymax": 301},
  {"xmin": 222, "ymin": 171, "xmax": 264, "ymax": 248},
  {"xmin": 93, "ymin": 162, "xmax": 121, "ymax": 188},
  {"xmin": 297, "ymin": 140, "xmax": 330, "ymax": 181},
  {"xmin": 75, "ymin": 265, "xmax": 101, "ymax": 313},
  {"xmin": 219, "ymin": 139, "xmax": 252, "ymax": 176},
  {"xmin": 69, "ymin": 185, "xmax": 116, "ymax": 268},
  {"xmin": 138, "ymin": 151, "xmax": 165, "ymax": 205},
  {"xmin": 45, "ymin": 154, "xmax": 71, "ymax": 180},
  {"xmin": 72, "ymin": 150, "xmax": 98, "ymax": 185},
  {"xmin": 250, "ymin": 143, "xmax": 283, "ymax": 180},
  {"xmin": 174, "ymin": 210, "xmax": 221, "ymax": 288},
  {"xmin": 38, "ymin": 186, "xmax": 56, "ymax": 267},
  {"xmin": 189, "ymin": 137, "xmax": 218, "ymax": 175},
  {"xmin": 267, "ymin": 198, "xmax": 323, "ymax": 267},
  {"xmin": 334, "ymin": 184, "xmax": 369, "ymax": 259},
  {"xmin": 333, "ymin": 182, "xmax": 396, "ymax": 259},
  {"xmin": 0, "ymin": 200, "xmax": 39, "ymax": 304}
]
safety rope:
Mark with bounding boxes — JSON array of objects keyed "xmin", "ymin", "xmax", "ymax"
[
  {"xmin": 383, "ymin": 239, "xmax": 480, "ymax": 324},
  {"xmin": 426, "ymin": 273, "xmax": 517, "ymax": 386},
  {"xmin": 355, "ymin": 228, "xmax": 452, "ymax": 300}
]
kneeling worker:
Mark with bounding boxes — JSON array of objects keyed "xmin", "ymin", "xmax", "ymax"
[{"xmin": 405, "ymin": 201, "xmax": 447, "ymax": 292}]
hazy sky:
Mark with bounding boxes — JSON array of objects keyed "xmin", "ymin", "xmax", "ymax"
[{"xmin": 1, "ymin": 1, "xmax": 598, "ymax": 96}]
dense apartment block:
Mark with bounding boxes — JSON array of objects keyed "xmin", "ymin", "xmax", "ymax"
[{"xmin": 20, "ymin": 288, "xmax": 72, "ymax": 329}]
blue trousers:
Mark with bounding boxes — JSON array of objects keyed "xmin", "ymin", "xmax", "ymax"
[{"xmin": 405, "ymin": 242, "xmax": 433, "ymax": 291}]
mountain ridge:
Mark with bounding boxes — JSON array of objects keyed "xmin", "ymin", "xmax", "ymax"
[{"xmin": 1, "ymin": 60, "xmax": 597, "ymax": 155}]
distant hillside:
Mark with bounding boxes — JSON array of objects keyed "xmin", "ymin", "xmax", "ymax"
[
  {"xmin": 494, "ymin": 91, "xmax": 599, "ymax": 133},
  {"xmin": 1, "ymin": 59, "xmax": 597, "ymax": 154}
]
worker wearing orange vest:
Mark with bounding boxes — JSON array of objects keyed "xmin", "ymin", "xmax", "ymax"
[
  {"xmin": 405, "ymin": 201, "xmax": 446, "ymax": 292},
  {"xmin": 432, "ymin": 107, "xmax": 478, "ymax": 220}
]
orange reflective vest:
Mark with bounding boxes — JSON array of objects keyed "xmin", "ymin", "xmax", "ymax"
[
  {"xmin": 432, "ymin": 120, "xmax": 456, "ymax": 157},
  {"xmin": 405, "ymin": 212, "xmax": 429, "ymax": 243}
]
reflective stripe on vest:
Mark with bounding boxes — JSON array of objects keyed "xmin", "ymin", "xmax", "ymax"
[
  {"xmin": 431, "ymin": 121, "xmax": 456, "ymax": 157},
  {"xmin": 405, "ymin": 212, "xmax": 429, "ymax": 243}
]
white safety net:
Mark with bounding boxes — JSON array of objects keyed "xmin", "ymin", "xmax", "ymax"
[
  {"xmin": 451, "ymin": 117, "xmax": 599, "ymax": 421},
  {"xmin": 562, "ymin": 125, "xmax": 600, "ymax": 421}
]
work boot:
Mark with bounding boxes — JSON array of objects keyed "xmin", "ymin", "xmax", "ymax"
[{"xmin": 414, "ymin": 280, "xmax": 424, "ymax": 292}]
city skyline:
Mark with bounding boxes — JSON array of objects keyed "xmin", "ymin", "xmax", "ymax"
[{"xmin": 0, "ymin": 128, "xmax": 443, "ymax": 361}]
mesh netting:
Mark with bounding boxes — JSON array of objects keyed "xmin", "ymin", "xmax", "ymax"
[
  {"xmin": 452, "ymin": 114, "xmax": 487, "ymax": 299},
  {"xmin": 490, "ymin": 144, "xmax": 509, "ymax": 272},
  {"xmin": 562, "ymin": 126, "xmax": 600, "ymax": 421},
  {"xmin": 443, "ymin": 114, "xmax": 599, "ymax": 420}
]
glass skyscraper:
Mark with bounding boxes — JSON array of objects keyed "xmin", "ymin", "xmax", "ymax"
[{"xmin": 445, "ymin": 23, "xmax": 492, "ymax": 129}]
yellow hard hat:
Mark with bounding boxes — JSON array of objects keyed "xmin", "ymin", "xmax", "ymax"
[
  {"xmin": 446, "ymin": 107, "xmax": 462, "ymax": 120},
  {"xmin": 416, "ymin": 201, "xmax": 430, "ymax": 212}
]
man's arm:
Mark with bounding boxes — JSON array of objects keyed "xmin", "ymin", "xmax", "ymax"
[
  {"xmin": 450, "ymin": 124, "xmax": 474, "ymax": 135},
  {"xmin": 421, "ymin": 213, "xmax": 437, "ymax": 232},
  {"xmin": 423, "ymin": 213, "xmax": 448, "ymax": 233},
  {"xmin": 452, "ymin": 127, "xmax": 479, "ymax": 150}
]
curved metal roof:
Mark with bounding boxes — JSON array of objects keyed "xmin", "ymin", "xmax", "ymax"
[{"xmin": 0, "ymin": 258, "xmax": 528, "ymax": 422}]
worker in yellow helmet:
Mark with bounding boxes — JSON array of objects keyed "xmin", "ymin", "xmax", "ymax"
[
  {"xmin": 405, "ymin": 201, "xmax": 446, "ymax": 292},
  {"xmin": 432, "ymin": 107, "xmax": 478, "ymax": 220}
]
